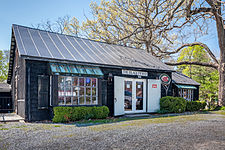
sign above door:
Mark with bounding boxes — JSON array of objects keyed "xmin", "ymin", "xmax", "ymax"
[{"xmin": 122, "ymin": 69, "xmax": 148, "ymax": 76}]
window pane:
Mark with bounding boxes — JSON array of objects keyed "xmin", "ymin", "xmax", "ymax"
[
  {"xmin": 65, "ymin": 77, "xmax": 72, "ymax": 86},
  {"xmin": 73, "ymin": 87, "xmax": 79, "ymax": 96},
  {"xmin": 65, "ymin": 87, "xmax": 72, "ymax": 96},
  {"xmin": 79, "ymin": 78, "xmax": 84, "ymax": 86},
  {"xmin": 86, "ymin": 97, "xmax": 91, "ymax": 104},
  {"xmin": 58, "ymin": 76, "xmax": 64, "ymax": 86},
  {"xmin": 124, "ymin": 81, "xmax": 132, "ymax": 111},
  {"xmin": 58, "ymin": 96, "xmax": 64, "ymax": 105},
  {"xmin": 65, "ymin": 97, "xmax": 72, "ymax": 105},
  {"xmin": 58, "ymin": 86, "xmax": 64, "ymax": 96},
  {"xmin": 92, "ymin": 78, "xmax": 97, "ymax": 87},
  {"xmin": 79, "ymin": 96, "xmax": 85, "ymax": 105},
  {"xmin": 86, "ymin": 77, "xmax": 91, "ymax": 86},
  {"xmin": 86, "ymin": 88, "xmax": 91, "ymax": 96},
  {"xmin": 73, "ymin": 97, "xmax": 78, "ymax": 105},
  {"xmin": 136, "ymin": 81, "xmax": 143, "ymax": 110},
  {"xmin": 92, "ymin": 88, "xmax": 96, "ymax": 96},
  {"xmin": 80, "ymin": 87, "xmax": 84, "ymax": 96},
  {"xmin": 92, "ymin": 97, "xmax": 97, "ymax": 104},
  {"xmin": 72, "ymin": 77, "xmax": 78, "ymax": 86}
]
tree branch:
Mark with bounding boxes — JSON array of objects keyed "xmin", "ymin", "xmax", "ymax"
[
  {"xmin": 165, "ymin": 61, "xmax": 218, "ymax": 69},
  {"xmin": 164, "ymin": 42, "xmax": 219, "ymax": 64},
  {"xmin": 190, "ymin": 7, "xmax": 214, "ymax": 15}
]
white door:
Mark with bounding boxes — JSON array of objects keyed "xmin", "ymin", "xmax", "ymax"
[
  {"xmin": 124, "ymin": 78, "xmax": 146, "ymax": 113},
  {"xmin": 147, "ymin": 79, "xmax": 161, "ymax": 112},
  {"xmin": 114, "ymin": 76, "xmax": 125, "ymax": 116}
]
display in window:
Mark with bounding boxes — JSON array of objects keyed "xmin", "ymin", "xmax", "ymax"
[
  {"xmin": 66, "ymin": 97, "xmax": 72, "ymax": 105},
  {"xmin": 86, "ymin": 78, "xmax": 91, "ymax": 86},
  {"xmin": 58, "ymin": 76, "xmax": 98, "ymax": 105},
  {"xmin": 79, "ymin": 77, "xmax": 84, "ymax": 86},
  {"xmin": 73, "ymin": 97, "xmax": 78, "ymax": 105},
  {"xmin": 73, "ymin": 77, "xmax": 78, "ymax": 86},
  {"xmin": 86, "ymin": 97, "xmax": 91, "ymax": 104},
  {"xmin": 92, "ymin": 78, "xmax": 97, "ymax": 87},
  {"xmin": 79, "ymin": 96, "xmax": 85, "ymax": 105}
]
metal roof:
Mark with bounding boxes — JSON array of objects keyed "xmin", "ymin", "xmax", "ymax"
[
  {"xmin": 172, "ymin": 72, "xmax": 200, "ymax": 86},
  {"xmin": 12, "ymin": 24, "xmax": 173, "ymax": 71}
]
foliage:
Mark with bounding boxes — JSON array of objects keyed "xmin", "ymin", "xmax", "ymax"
[
  {"xmin": 160, "ymin": 96, "xmax": 187, "ymax": 113},
  {"xmin": 177, "ymin": 45, "xmax": 219, "ymax": 103},
  {"xmin": 186, "ymin": 101, "xmax": 207, "ymax": 112},
  {"xmin": 213, "ymin": 106, "xmax": 225, "ymax": 111},
  {"xmin": 82, "ymin": 0, "xmax": 192, "ymax": 57},
  {"xmin": 0, "ymin": 50, "xmax": 9, "ymax": 82},
  {"xmin": 52, "ymin": 106, "xmax": 109, "ymax": 123}
]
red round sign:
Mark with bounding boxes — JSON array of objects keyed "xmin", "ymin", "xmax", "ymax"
[{"xmin": 159, "ymin": 74, "xmax": 171, "ymax": 85}]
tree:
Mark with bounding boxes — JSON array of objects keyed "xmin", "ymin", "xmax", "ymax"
[
  {"xmin": 0, "ymin": 50, "xmax": 9, "ymax": 82},
  {"xmin": 32, "ymin": 15, "xmax": 81, "ymax": 37},
  {"xmin": 83, "ymin": 0, "xmax": 195, "ymax": 58},
  {"xmin": 83, "ymin": 0, "xmax": 225, "ymax": 106},
  {"xmin": 164, "ymin": 0, "xmax": 225, "ymax": 106},
  {"xmin": 177, "ymin": 45, "xmax": 219, "ymax": 103}
]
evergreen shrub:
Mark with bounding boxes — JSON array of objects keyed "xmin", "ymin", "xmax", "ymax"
[
  {"xmin": 160, "ymin": 96, "xmax": 187, "ymax": 113},
  {"xmin": 52, "ymin": 106, "xmax": 109, "ymax": 123}
]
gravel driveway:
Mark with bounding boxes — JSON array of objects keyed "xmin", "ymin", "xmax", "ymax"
[{"xmin": 0, "ymin": 113, "xmax": 225, "ymax": 150}]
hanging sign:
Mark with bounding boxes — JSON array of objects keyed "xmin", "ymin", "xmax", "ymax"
[
  {"xmin": 122, "ymin": 69, "xmax": 148, "ymax": 76},
  {"xmin": 159, "ymin": 73, "xmax": 171, "ymax": 85},
  {"xmin": 159, "ymin": 73, "xmax": 171, "ymax": 96}
]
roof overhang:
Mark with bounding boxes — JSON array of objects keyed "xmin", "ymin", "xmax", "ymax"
[
  {"xmin": 7, "ymin": 28, "xmax": 16, "ymax": 84},
  {"xmin": 175, "ymin": 84, "xmax": 197, "ymax": 89}
]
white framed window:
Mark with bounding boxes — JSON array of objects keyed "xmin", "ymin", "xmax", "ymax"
[
  {"xmin": 58, "ymin": 76, "xmax": 98, "ymax": 105},
  {"xmin": 178, "ymin": 88, "xmax": 194, "ymax": 101}
]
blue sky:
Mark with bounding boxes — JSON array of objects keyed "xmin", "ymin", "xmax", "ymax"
[
  {"xmin": 0, "ymin": 0, "xmax": 220, "ymax": 57},
  {"xmin": 0, "ymin": 0, "xmax": 97, "ymax": 50}
]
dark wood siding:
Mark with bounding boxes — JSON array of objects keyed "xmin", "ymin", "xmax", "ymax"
[
  {"xmin": 26, "ymin": 60, "xmax": 51, "ymax": 121},
  {"xmin": 22, "ymin": 60, "xmax": 175, "ymax": 120}
]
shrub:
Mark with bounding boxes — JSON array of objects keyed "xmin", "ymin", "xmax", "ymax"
[
  {"xmin": 52, "ymin": 106, "xmax": 110, "ymax": 123},
  {"xmin": 160, "ymin": 96, "xmax": 187, "ymax": 113},
  {"xmin": 213, "ymin": 106, "xmax": 225, "ymax": 111},
  {"xmin": 186, "ymin": 101, "xmax": 207, "ymax": 111}
]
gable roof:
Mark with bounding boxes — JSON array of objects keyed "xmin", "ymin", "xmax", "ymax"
[
  {"xmin": 12, "ymin": 24, "xmax": 173, "ymax": 69},
  {"xmin": 172, "ymin": 72, "xmax": 200, "ymax": 86}
]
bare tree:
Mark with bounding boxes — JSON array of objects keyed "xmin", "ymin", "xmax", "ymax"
[
  {"xmin": 32, "ymin": 15, "xmax": 80, "ymax": 37},
  {"xmin": 83, "ymin": 0, "xmax": 225, "ymax": 106}
]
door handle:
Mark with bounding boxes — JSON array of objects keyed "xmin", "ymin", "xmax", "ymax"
[{"xmin": 114, "ymin": 98, "xmax": 117, "ymax": 103}]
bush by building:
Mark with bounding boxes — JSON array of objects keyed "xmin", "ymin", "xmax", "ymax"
[
  {"xmin": 160, "ymin": 96, "xmax": 187, "ymax": 113},
  {"xmin": 52, "ymin": 106, "xmax": 109, "ymax": 123},
  {"xmin": 186, "ymin": 101, "xmax": 207, "ymax": 111}
]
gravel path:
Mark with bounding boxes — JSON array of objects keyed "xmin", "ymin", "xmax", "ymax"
[{"xmin": 0, "ymin": 113, "xmax": 225, "ymax": 150}]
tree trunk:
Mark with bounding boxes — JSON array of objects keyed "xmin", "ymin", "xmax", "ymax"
[{"xmin": 218, "ymin": 63, "xmax": 225, "ymax": 106}]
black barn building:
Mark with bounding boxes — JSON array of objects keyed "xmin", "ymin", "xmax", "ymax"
[
  {"xmin": 172, "ymin": 72, "xmax": 200, "ymax": 101},
  {"xmin": 7, "ymin": 25, "xmax": 199, "ymax": 121},
  {"xmin": 0, "ymin": 83, "xmax": 12, "ymax": 113}
]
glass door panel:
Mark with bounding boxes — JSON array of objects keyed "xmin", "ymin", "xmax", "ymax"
[
  {"xmin": 124, "ymin": 80, "xmax": 132, "ymax": 111},
  {"xmin": 136, "ymin": 81, "xmax": 143, "ymax": 110}
]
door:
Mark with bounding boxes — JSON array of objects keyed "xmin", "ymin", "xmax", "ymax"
[
  {"xmin": 124, "ymin": 78, "xmax": 146, "ymax": 113},
  {"xmin": 114, "ymin": 76, "xmax": 125, "ymax": 116},
  {"xmin": 147, "ymin": 79, "xmax": 161, "ymax": 112}
]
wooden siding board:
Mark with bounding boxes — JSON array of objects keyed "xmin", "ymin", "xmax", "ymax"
[{"xmin": 26, "ymin": 60, "xmax": 52, "ymax": 121}]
